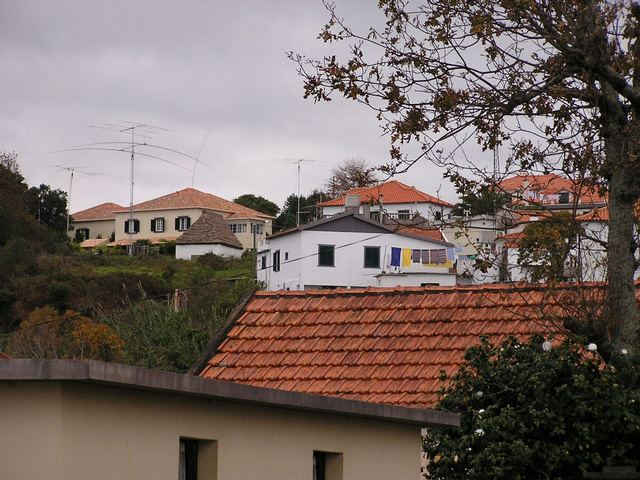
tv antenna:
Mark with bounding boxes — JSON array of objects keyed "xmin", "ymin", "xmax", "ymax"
[
  {"xmin": 53, "ymin": 165, "xmax": 99, "ymax": 235},
  {"xmin": 266, "ymin": 158, "xmax": 330, "ymax": 226}
]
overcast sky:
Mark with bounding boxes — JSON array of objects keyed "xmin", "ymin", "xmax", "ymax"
[{"xmin": 1, "ymin": 1, "xmax": 459, "ymax": 214}]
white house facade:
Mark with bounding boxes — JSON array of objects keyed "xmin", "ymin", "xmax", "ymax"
[{"xmin": 257, "ymin": 213, "xmax": 456, "ymax": 291}]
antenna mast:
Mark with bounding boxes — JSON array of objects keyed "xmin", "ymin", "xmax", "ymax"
[
  {"xmin": 128, "ymin": 126, "xmax": 135, "ymax": 256},
  {"xmin": 296, "ymin": 159, "xmax": 302, "ymax": 226}
]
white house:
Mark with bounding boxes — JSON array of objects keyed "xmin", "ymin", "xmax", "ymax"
[
  {"xmin": 175, "ymin": 211, "xmax": 243, "ymax": 260},
  {"xmin": 257, "ymin": 212, "xmax": 456, "ymax": 291},
  {"xmin": 318, "ymin": 180, "xmax": 455, "ymax": 225},
  {"xmin": 574, "ymin": 207, "xmax": 618, "ymax": 283}
]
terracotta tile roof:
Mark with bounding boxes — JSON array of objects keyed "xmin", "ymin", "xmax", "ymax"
[
  {"xmin": 496, "ymin": 231, "xmax": 524, "ymax": 248},
  {"xmin": 509, "ymin": 209, "xmax": 553, "ymax": 224},
  {"xmin": 176, "ymin": 211, "xmax": 243, "ymax": 249},
  {"xmin": 397, "ymin": 227, "xmax": 447, "ymax": 242},
  {"xmin": 499, "ymin": 174, "xmax": 606, "ymax": 205},
  {"xmin": 318, "ymin": 180, "xmax": 454, "ymax": 208},
  {"xmin": 79, "ymin": 239, "xmax": 110, "ymax": 248},
  {"xmin": 113, "ymin": 188, "xmax": 274, "ymax": 221},
  {"xmin": 577, "ymin": 207, "xmax": 610, "ymax": 221},
  {"xmin": 71, "ymin": 202, "xmax": 122, "ymax": 221},
  {"xmin": 577, "ymin": 204, "xmax": 640, "ymax": 222},
  {"xmin": 197, "ymin": 284, "xmax": 588, "ymax": 409},
  {"xmin": 106, "ymin": 237, "xmax": 179, "ymax": 247}
]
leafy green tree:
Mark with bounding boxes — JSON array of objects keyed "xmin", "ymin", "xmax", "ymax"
[
  {"xmin": 0, "ymin": 151, "xmax": 36, "ymax": 247},
  {"xmin": 27, "ymin": 184, "xmax": 69, "ymax": 235},
  {"xmin": 518, "ymin": 212, "xmax": 581, "ymax": 282},
  {"xmin": 423, "ymin": 335, "xmax": 640, "ymax": 479},
  {"xmin": 275, "ymin": 189, "xmax": 325, "ymax": 230},
  {"xmin": 291, "ymin": 0, "xmax": 640, "ymax": 351},
  {"xmin": 451, "ymin": 185, "xmax": 511, "ymax": 217},
  {"xmin": 233, "ymin": 194, "xmax": 280, "ymax": 217}
]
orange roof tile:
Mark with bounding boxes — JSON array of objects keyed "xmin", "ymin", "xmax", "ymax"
[
  {"xmin": 577, "ymin": 203, "xmax": 640, "ymax": 222},
  {"xmin": 397, "ymin": 227, "xmax": 446, "ymax": 242},
  {"xmin": 577, "ymin": 207, "xmax": 610, "ymax": 221},
  {"xmin": 495, "ymin": 231, "xmax": 524, "ymax": 248},
  {"xmin": 113, "ymin": 188, "xmax": 274, "ymax": 221},
  {"xmin": 71, "ymin": 202, "xmax": 123, "ymax": 221},
  {"xmin": 318, "ymin": 180, "xmax": 454, "ymax": 208},
  {"xmin": 499, "ymin": 174, "xmax": 606, "ymax": 206},
  {"xmin": 196, "ymin": 284, "xmax": 603, "ymax": 409}
]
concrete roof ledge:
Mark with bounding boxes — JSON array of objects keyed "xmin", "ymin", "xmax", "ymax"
[{"xmin": 0, "ymin": 359, "xmax": 459, "ymax": 429}]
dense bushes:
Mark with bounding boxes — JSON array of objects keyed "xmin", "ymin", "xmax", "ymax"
[{"xmin": 423, "ymin": 335, "xmax": 640, "ymax": 479}]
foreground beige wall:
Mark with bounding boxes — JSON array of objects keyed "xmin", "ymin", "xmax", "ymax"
[{"xmin": 0, "ymin": 381, "xmax": 421, "ymax": 480}]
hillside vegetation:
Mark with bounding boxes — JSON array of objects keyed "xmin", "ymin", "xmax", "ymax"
[{"xmin": 3, "ymin": 248, "xmax": 257, "ymax": 372}]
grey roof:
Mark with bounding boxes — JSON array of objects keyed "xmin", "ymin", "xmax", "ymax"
[
  {"xmin": 176, "ymin": 211, "xmax": 243, "ymax": 249},
  {"xmin": 0, "ymin": 359, "xmax": 460, "ymax": 429}
]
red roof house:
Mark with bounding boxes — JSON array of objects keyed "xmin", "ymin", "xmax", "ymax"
[
  {"xmin": 318, "ymin": 180, "xmax": 455, "ymax": 225},
  {"xmin": 498, "ymin": 173, "xmax": 606, "ymax": 213}
]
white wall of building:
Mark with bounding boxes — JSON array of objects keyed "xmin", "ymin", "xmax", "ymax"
[
  {"xmin": 257, "ymin": 229, "xmax": 456, "ymax": 290},
  {"xmin": 322, "ymin": 202, "xmax": 453, "ymax": 223}
]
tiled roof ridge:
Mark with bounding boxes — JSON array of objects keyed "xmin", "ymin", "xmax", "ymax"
[
  {"xmin": 254, "ymin": 282, "xmax": 605, "ymax": 300},
  {"xmin": 112, "ymin": 187, "xmax": 275, "ymax": 219},
  {"xmin": 319, "ymin": 180, "xmax": 454, "ymax": 207}
]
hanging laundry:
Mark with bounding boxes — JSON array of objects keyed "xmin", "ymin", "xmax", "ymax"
[
  {"xmin": 402, "ymin": 248, "xmax": 412, "ymax": 267},
  {"xmin": 446, "ymin": 247, "xmax": 456, "ymax": 261},
  {"xmin": 391, "ymin": 247, "xmax": 401, "ymax": 267}
]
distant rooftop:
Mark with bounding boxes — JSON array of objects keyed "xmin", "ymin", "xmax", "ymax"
[
  {"xmin": 319, "ymin": 180, "xmax": 454, "ymax": 208},
  {"xmin": 71, "ymin": 202, "xmax": 123, "ymax": 221}
]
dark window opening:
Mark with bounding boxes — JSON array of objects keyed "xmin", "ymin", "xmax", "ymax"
[
  {"xmin": 179, "ymin": 439, "xmax": 198, "ymax": 480},
  {"xmin": 363, "ymin": 246, "xmax": 380, "ymax": 268},
  {"xmin": 179, "ymin": 438, "xmax": 217, "ymax": 480},
  {"xmin": 313, "ymin": 451, "xmax": 343, "ymax": 480},
  {"xmin": 318, "ymin": 245, "xmax": 335, "ymax": 267},
  {"xmin": 76, "ymin": 228, "xmax": 89, "ymax": 241},
  {"xmin": 273, "ymin": 250, "xmax": 281, "ymax": 272},
  {"xmin": 559, "ymin": 192, "xmax": 570, "ymax": 204}
]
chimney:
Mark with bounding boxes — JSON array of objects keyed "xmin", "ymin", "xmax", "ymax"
[{"xmin": 345, "ymin": 194, "xmax": 361, "ymax": 214}]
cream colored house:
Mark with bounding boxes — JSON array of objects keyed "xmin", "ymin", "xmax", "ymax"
[
  {"xmin": 70, "ymin": 188, "xmax": 274, "ymax": 251},
  {"xmin": 0, "ymin": 359, "xmax": 458, "ymax": 480},
  {"xmin": 70, "ymin": 202, "xmax": 122, "ymax": 242}
]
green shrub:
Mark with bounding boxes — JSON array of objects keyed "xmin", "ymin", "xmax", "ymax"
[{"xmin": 423, "ymin": 335, "xmax": 640, "ymax": 479}]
